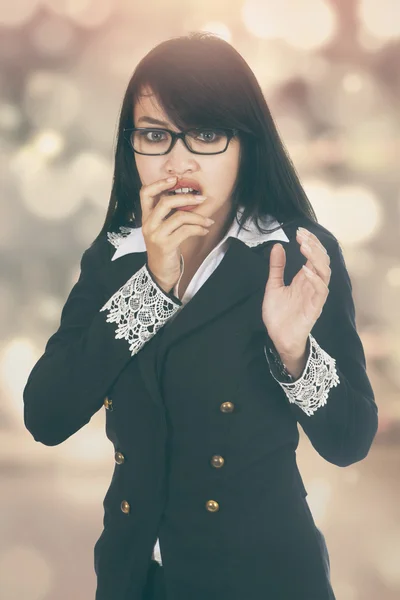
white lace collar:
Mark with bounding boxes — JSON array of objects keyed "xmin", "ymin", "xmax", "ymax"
[{"xmin": 108, "ymin": 206, "xmax": 290, "ymax": 261}]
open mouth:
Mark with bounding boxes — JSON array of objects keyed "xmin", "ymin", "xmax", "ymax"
[{"xmin": 167, "ymin": 187, "xmax": 200, "ymax": 195}]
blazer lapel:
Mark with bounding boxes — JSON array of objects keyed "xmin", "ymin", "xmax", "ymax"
[
  {"xmin": 158, "ymin": 237, "xmax": 276, "ymax": 350},
  {"xmin": 103, "ymin": 226, "xmax": 292, "ymax": 411}
]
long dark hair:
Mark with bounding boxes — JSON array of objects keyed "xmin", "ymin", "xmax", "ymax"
[{"xmin": 92, "ymin": 31, "xmax": 317, "ymax": 246}]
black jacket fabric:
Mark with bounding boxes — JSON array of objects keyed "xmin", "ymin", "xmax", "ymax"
[{"xmin": 23, "ymin": 216, "xmax": 378, "ymax": 600}]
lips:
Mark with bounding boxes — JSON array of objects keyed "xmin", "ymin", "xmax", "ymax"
[{"xmin": 170, "ymin": 178, "xmax": 202, "ymax": 193}]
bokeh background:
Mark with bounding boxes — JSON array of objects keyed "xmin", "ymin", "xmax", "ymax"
[{"xmin": 1, "ymin": 1, "xmax": 400, "ymax": 599}]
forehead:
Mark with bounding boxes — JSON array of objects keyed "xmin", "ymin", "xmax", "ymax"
[{"xmin": 134, "ymin": 87, "xmax": 171, "ymax": 124}]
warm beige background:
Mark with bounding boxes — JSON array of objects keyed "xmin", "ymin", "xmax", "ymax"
[{"xmin": 1, "ymin": 1, "xmax": 400, "ymax": 599}]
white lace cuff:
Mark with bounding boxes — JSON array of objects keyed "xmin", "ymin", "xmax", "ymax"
[
  {"xmin": 267, "ymin": 334, "xmax": 340, "ymax": 416},
  {"xmin": 99, "ymin": 263, "xmax": 182, "ymax": 356}
]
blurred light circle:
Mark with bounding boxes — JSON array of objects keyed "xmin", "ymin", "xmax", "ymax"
[
  {"xmin": 304, "ymin": 180, "xmax": 382, "ymax": 246},
  {"xmin": 44, "ymin": 0, "xmax": 114, "ymax": 28},
  {"xmin": 201, "ymin": 22, "xmax": 232, "ymax": 43},
  {"xmin": 0, "ymin": 545, "xmax": 53, "ymax": 600},
  {"xmin": 334, "ymin": 186, "xmax": 382, "ymax": 246},
  {"xmin": 9, "ymin": 145, "xmax": 46, "ymax": 182},
  {"xmin": 342, "ymin": 73, "xmax": 363, "ymax": 94},
  {"xmin": 68, "ymin": 151, "xmax": 113, "ymax": 209},
  {"xmin": 242, "ymin": 0, "xmax": 336, "ymax": 50},
  {"xmin": 357, "ymin": 29, "xmax": 387, "ymax": 51},
  {"xmin": 20, "ymin": 164, "xmax": 84, "ymax": 220},
  {"xmin": 35, "ymin": 294, "xmax": 63, "ymax": 323},
  {"xmin": 337, "ymin": 71, "xmax": 385, "ymax": 126},
  {"xmin": 359, "ymin": 0, "xmax": 400, "ymax": 40},
  {"xmin": 0, "ymin": 103, "xmax": 21, "ymax": 131},
  {"xmin": 0, "ymin": 0, "xmax": 39, "ymax": 27},
  {"xmin": 33, "ymin": 130, "xmax": 65, "ymax": 158},
  {"xmin": 30, "ymin": 13, "xmax": 76, "ymax": 56},
  {"xmin": 24, "ymin": 71, "xmax": 80, "ymax": 129},
  {"xmin": 344, "ymin": 116, "xmax": 397, "ymax": 173}
]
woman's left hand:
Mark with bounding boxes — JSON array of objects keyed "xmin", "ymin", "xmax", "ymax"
[{"xmin": 262, "ymin": 227, "xmax": 331, "ymax": 356}]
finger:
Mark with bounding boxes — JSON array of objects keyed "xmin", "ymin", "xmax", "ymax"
[
  {"xmin": 297, "ymin": 232, "xmax": 328, "ymax": 275},
  {"xmin": 302, "ymin": 265, "xmax": 329, "ymax": 308},
  {"xmin": 267, "ymin": 243, "xmax": 286, "ymax": 289},
  {"xmin": 297, "ymin": 228, "xmax": 330, "ymax": 259},
  {"xmin": 300, "ymin": 242, "xmax": 331, "ymax": 286},
  {"xmin": 153, "ymin": 192, "xmax": 207, "ymax": 226},
  {"xmin": 140, "ymin": 176, "xmax": 177, "ymax": 221}
]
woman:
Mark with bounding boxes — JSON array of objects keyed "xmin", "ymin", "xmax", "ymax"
[{"xmin": 23, "ymin": 32, "xmax": 378, "ymax": 600}]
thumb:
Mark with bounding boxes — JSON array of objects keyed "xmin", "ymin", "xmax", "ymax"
[{"xmin": 266, "ymin": 243, "xmax": 286, "ymax": 289}]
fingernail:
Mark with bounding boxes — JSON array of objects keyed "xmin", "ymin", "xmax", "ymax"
[
  {"xmin": 298, "ymin": 227, "xmax": 309, "ymax": 236},
  {"xmin": 167, "ymin": 176, "xmax": 177, "ymax": 182}
]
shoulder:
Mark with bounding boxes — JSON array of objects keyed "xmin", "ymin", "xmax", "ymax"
[
  {"xmin": 276, "ymin": 217, "xmax": 347, "ymax": 286},
  {"xmin": 281, "ymin": 216, "xmax": 342, "ymax": 256}
]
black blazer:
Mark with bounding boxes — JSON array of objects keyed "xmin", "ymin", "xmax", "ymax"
[{"xmin": 23, "ymin": 216, "xmax": 378, "ymax": 600}]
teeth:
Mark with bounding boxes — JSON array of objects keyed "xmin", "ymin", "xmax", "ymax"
[{"xmin": 174, "ymin": 187, "xmax": 197, "ymax": 194}]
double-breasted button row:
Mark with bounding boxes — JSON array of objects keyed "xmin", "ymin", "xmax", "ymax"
[
  {"xmin": 208, "ymin": 455, "xmax": 224, "ymax": 511},
  {"xmin": 207, "ymin": 401, "xmax": 233, "ymax": 511},
  {"xmin": 104, "ymin": 397, "xmax": 113, "ymax": 411}
]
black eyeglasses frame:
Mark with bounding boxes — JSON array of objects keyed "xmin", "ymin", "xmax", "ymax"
[{"xmin": 122, "ymin": 126, "xmax": 240, "ymax": 156}]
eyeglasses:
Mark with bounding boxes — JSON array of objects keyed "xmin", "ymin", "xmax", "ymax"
[{"xmin": 123, "ymin": 127, "xmax": 239, "ymax": 155}]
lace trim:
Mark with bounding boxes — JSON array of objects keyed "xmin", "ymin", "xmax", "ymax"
[
  {"xmin": 106, "ymin": 226, "xmax": 134, "ymax": 249},
  {"xmin": 270, "ymin": 334, "xmax": 340, "ymax": 416},
  {"xmin": 99, "ymin": 263, "xmax": 182, "ymax": 356}
]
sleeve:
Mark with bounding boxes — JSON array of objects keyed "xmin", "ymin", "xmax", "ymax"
[
  {"xmin": 23, "ymin": 241, "xmax": 182, "ymax": 446},
  {"xmin": 263, "ymin": 237, "xmax": 378, "ymax": 467}
]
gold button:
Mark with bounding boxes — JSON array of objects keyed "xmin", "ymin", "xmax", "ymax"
[
  {"xmin": 220, "ymin": 402, "xmax": 234, "ymax": 413},
  {"xmin": 211, "ymin": 455, "xmax": 225, "ymax": 468},
  {"xmin": 121, "ymin": 500, "xmax": 130, "ymax": 514},
  {"xmin": 115, "ymin": 451, "xmax": 125, "ymax": 465},
  {"xmin": 206, "ymin": 500, "xmax": 219, "ymax": 512},
  {"xmin": 104, "ymin": 397, "xmax": 113, "ymax": 411}
]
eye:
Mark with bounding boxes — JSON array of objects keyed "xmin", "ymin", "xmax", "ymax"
[
  {"xmin": 140, "ymin": 129, "xmax": 168, "ymax": 143},
  {"xmin": 195, "ymin": 130, "xmax": 222, "ymax": 143}
]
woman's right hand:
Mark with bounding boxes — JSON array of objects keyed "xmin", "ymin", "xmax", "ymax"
[{"xmin": 140, "ymin": 176, "xmax": 215, "ymax": 294}]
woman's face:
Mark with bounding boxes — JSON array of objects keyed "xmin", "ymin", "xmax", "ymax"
[{"xmin": 132, "ymin": 88, "xmax": 241, "ymax": 221}]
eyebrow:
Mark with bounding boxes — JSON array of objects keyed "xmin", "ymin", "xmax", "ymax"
[{"xmin": 137, "ymin": 116, "xmax": 171, "ymax": 127}]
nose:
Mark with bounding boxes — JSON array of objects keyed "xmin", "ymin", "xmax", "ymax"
[{"xmin": 164, "ymin": 137, "xmax": 199, "ymax": 173}]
